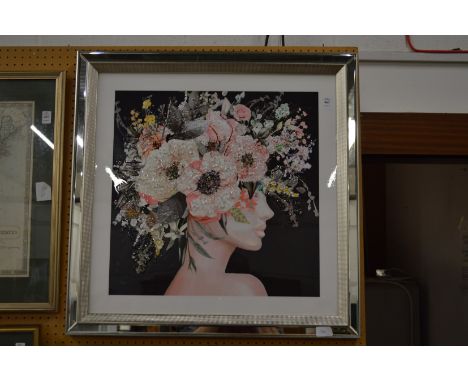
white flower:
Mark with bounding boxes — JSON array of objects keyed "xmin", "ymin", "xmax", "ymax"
[
  {"xmin": 264, "ymin": 120, "xmax": 274, "ymax": 129},
  {"xmin": 235, "ymin": 92, "xmax": 245, "ymax": 103},
  {"xmin": 221, "ymin": 98, "xmax": 231, "ymax": 115},
  {"xmin": 235, "ymin": 123, "xmax": 248, "ymax": 136},
  {"xmin": 178, "ymin": 151, "xmax": 239, "ymax": 219},
  {"xmin": 252, "ymin": 121, "xmax": 269, "ymax": 138},
  {"xmin": 164, "ymin": 221, "xmax": 187, "ymax": 241},
  {"xmin": 136, "ymin": 139, "xmax": 199, "ymax": 203},
  {"xmin": 275, "ymin": 103, "xmax": 290, "ymax": 120},
  {"xmin": 226, "ymin": 135, "xmax": 269, "ymax": 182}
]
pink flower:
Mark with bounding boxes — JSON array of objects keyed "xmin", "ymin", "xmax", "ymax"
[
  {"xmin": 139, "ymin": 192, "xmax": 158, "ymax": 206},
  {"xmin": 226, "ymin": 118, "xmax": 247, "ymax": 136},
  {"xmin": 198, "ymin": 110, "xmax": 234, "ymax": 147},
  {"xmin": 137, "ymin": 129, "xmax": 164, "ymax": 158},
  {"xmin": 226, "ymin": 135, "xmax": 269, "ymax": 182},
  {"xmin": 178, "ymin": 151, "xmax": 240, "ymax": 219},
  {"xmin": 185, "ymin": 194, "xmax": 223, "ymax": 223},
  {"xmin": 233, "ymin": 104, "xmax": 252, "ymax": 122},
  {"xmin": 294, "ymin": 127, "xmax": 304, "ymax": 138},
  {"xmin": 235, "ymin": 189, "xmax": 258, "ymax": 210}
]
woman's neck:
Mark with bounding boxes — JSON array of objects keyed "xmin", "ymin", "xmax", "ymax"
[{"xmin": 181, "ymin": 219, "xmax": 235, "ymax": 275}]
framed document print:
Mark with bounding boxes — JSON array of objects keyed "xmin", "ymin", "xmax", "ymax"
[
  {"xmin": 0, "ymin": 72, "xmax": 65, "ymax": 310},
  {"xmin": 67, "ymin": 50, "xmax": 360, "ymax": 337}
]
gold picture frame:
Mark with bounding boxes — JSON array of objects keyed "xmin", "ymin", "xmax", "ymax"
[
  {"xmin": 0, "ymin": 72, "xmax": 65, "ymax": 310},
  {"xmin": 0, "ymin": 326, "xmax": 39, "ymax": 345}
]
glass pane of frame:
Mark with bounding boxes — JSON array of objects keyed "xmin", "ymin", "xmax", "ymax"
[{"xmin": 0, "ymin": 72, "xmax": 65, "ymax": 310}]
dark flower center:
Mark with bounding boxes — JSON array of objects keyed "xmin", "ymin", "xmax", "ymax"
[
  {"xmin": 241, "ymin": 153, "xmax": 255, "ymax": 167},
  {"xmin": 207, "ymin": 141, "xmax": 219, "ymax": 151},
  {"xmin": 165, "ymin": 162, "xmax": 180, "ymax": 180},
  {"xmin": 197, "ymin": 170, "xmax": 221, "ymax": 195}
]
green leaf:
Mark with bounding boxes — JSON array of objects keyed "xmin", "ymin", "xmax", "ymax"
[
  {"xmin": 188, "ymin": 233, "xmax": 213, "ymax": 259},
  {"xmin": 166, "ymin": 238, "xmax": 176, "ymax": 251},
  {"xmin": 188, "ymin": 255, "xmax": 197, "ymax": 272},
  {"xmin": 178, "ymin": 246, "xmax": 183, "ymax": 263},
  {"xmin": 194, "ymin": 221, "xmax": 224, "ymax": 240},
  {"xmin": 190, "ymin": 228, "xmax": 204, "ymax": 243},
  {"xmin": 230, "ymin": 208, "xmax": 249, "ymax": 224},
  {"xmin": 219, "ymin": 215, "xmax": 228, "ymax": 235},
  {"xmin": 241, "ymin": 181, "xmax": 255, "ymax": 199}
]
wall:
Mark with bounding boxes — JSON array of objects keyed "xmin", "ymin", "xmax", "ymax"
[
  {"xmin": 1, "ymin": 35, "xmax": 468, "ymax": 113},
  {"xmin": 1, "ymin": 35, "xmax": 468, "ymax": 51},
  {"xmin": 359, "ymin": 62, "xmax": 468, "ymax": 113}
]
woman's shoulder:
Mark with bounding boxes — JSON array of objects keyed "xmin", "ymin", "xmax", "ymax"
[
  {"xmin": 165, "ymin": 271, "xmax": 268, "ymax": 296},
  {"xmin": 225, "ymin": 274, "xmax": 268, "ymax": 296}
]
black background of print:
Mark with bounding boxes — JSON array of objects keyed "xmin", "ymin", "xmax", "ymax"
[{"xmin": 109, "ymin": 90, "xmax": 319, "ymax": 297}]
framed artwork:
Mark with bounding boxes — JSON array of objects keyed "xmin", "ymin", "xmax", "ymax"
[
  {"xmin": 0, "ymin": 326, "xmax": 39, "ymax": 345},
  {"xmin": 0, "ymin": 72, "xmax": 65, "ymax": 310},
  {"xmin": 67, "ymin": 49, "xmax": 360, "ymax": 337}
]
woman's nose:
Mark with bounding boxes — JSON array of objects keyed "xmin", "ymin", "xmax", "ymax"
[
  {"xmin": 256, "ymin": 194, "xmax": 274, "ymax": 221},
  {"xmin": 263, "ymin": 204, "xmax": 274, "ymax": 221}
]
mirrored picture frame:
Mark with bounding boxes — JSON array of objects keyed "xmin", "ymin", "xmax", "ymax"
[
  {"xmin": 67, "ymin": 49, "xmax": 360, "ymax": 338},
  {"xmin": 0, "ymin": 72, "xmax": 65, "ymax": 311}
]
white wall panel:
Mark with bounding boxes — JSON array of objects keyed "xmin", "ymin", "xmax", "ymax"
[{"xmin": 360, "ymin": 62, "xmax": 468, "ymax": 113}]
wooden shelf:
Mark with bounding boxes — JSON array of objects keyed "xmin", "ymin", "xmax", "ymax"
[{"xmin": 361, "ymin": 113, "xmax": 468, "ymax": 156}]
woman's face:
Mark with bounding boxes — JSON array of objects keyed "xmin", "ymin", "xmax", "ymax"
[{"xmin": 224, "ymin": 190, "xmax": 274, "ymax": 251}]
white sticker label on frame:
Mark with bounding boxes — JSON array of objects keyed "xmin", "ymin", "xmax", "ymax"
[
  {"xmin": 35, "ymin": 182, "xmax": 51, "ymax": 202},
  {"xmin": 41, "ymin": 111, "xmax": 52, "ymax": 124},
  {"xmin": 323, "ymin": 97, "xmax": 332, "ymax": 107},
  {"xmin": 316, "ymin": 326, "xmax": 334, "ymax": 337}
]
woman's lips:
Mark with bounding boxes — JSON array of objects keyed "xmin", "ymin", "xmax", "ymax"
[{"xmin": 255, "ymin": 224, "xmax": 266, "ymax": 238}]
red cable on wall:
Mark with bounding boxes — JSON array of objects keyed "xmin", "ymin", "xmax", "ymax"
[{"xmin": 406, "ymin": 35, "xmax": 468, "ymax": 54}]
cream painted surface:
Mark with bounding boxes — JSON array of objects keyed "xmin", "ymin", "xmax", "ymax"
[{"xmin": 359, "ymin": 62, "xmax": 468, "ymax": 113}]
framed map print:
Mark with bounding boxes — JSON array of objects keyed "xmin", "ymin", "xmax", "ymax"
[
  {"xmin": 0, "ymin": 102, "xmax": 34, "ymax": 277},
  {"xmin": 0, "ymin": 72, "xmax": 65, "ymax": 310},
  {"xmin": 67, "ymin": 49, "xmax": 361, "ymax": 337}
]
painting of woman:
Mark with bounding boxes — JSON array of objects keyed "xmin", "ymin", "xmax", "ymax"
[{"xmin": 109, "ymin": 90, "xmax": 319, "ymax": 297}]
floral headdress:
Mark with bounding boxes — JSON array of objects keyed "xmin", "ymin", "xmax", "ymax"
[{"xmin": 113, "ymin": 91, "xmax": 318, "ymax": 273}]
